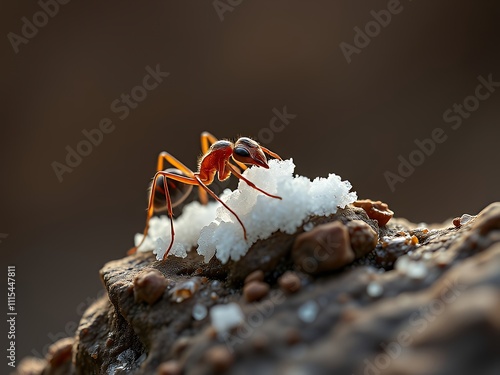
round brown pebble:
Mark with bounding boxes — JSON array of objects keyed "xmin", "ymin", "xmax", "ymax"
[
  {"xmin": 285, "ymin": 328, "xmax": 302, "ymax": 346},
  {"xmin": 346, "ymin": 220, "xmax": 378, "ymax": 258},
  {"xmin": 252, "ymin": 333, "xmax": 269, "ymax": 351},
  {"xmin": 292, "ymin": 221, "xmax": 355, "ymax": 274},
  {"xmin": 243, "ymin": 281, "xmax": 270, "ymax": 302},
  {"xmin": 353, "ymin": 199, "xmax": 394, "ymax": 226},
  {"xmin": 205, "ymin": 326, "xmax": 217, "ymax": 340},
  {"xmin": 172, "ymin": 337, "xmax": 191, "ymax": 357},
  {"xmin": 133, "ymin": 269, "xmax": 168, "ymax": 305},
  {"xmin": 244, "ymin": 269, "xmax": 265, "ymax": 285},
  {"xmin": 157, "ymin": 360, "xmax": 182, "ymax": 375},
  {"xmin": 453, "ymin": 217, "xmax": 461, "ymax": 228},
  {"xmin": 278, "ymin": 271, "xmax": 301, "ymax": 294},
  {"xmin": 205, "ymin": 345, "xmax": 234, "ymax": 373}
]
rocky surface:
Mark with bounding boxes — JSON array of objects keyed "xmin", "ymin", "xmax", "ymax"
[{"xmin": 14, "ymin": 202, "xmax": 500, "ymax": 375}]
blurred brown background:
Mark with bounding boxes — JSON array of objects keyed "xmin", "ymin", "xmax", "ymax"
[{"xmin": 1, "ymin": 0, "xmax": 499, "ymax": 369}]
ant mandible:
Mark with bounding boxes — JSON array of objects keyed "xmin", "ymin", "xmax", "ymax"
[{"xmin": 129, "ymin": 131, "xmax": 283, "ymax": 260}]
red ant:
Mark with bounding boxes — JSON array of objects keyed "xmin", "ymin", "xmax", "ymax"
[{"xmin": 129, "ymin": 132, "xmax": 282, "ymax": 259}]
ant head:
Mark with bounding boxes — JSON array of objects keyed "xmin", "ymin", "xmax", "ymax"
[{"xmin": 232, "ymin": 137, "xmax": 269, "ymax": 168}]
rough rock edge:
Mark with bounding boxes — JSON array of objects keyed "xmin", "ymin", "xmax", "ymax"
[{"xmin": 13, "ymin": 203, "xmax": 500, "ymax": 375}]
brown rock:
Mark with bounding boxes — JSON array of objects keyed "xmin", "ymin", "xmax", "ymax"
[
  {"xmin": 278, "ymin": 271, "xmax": 301, "ymax": 293},
  {"xmin": 244, "ymin": 269, "xmax": 264, "ymax": 284},
  {"xmin": 353, "ymin": 199, "xmax": 394, "ymax": 226},
  {"xmin": 157, "ymin": 360, "xmax": 182, "ymax": 375},
  {"xmin": 346, "ymin": 220, "xmax": 378, "ymax": 258},
  {"xmin": 285, "ymin": 328, "xmax": 302, "ymax": 346},
  {"xmin": 292, "ymin": 221, "xmax": 355, "ymax": 274},
  {"xmin": 171, "ymin": 336, "xmax": 191, "ymax": 357},
  {"xmin": 243, "ymin": 281, "xmax": 270, "ymax": 302},
  {"xmin": 16, "ymin": 203, "xmax": 500, "ymax": 375},
  {"xmin": 205, "ymin": 345, "xmax": 234, "ymax": 373},
  {"xmin": 252, "ymin": 333, "xmax": 269, "ymax": 351},
  {"xmin": 133, "ymin": 268, "xmax": 169, "ymax": 305}
]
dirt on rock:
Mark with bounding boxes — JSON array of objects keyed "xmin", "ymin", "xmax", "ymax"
[{"xmin": 14, "ymin": 203, "xmax": 500, "ymax": 375}]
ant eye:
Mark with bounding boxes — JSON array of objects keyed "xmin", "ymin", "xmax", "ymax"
[{"xmin": 234, "ymin": 147, "xmax": 250, "ymax": 157}]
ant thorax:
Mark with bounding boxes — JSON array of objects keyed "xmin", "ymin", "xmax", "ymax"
[{"xmin": 210, "ymin": 140, "xmax": 233, "ymax": 151}]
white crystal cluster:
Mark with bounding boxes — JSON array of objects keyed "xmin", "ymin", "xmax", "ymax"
[{"xmin": 135, "ymin": 159, "xmax": 357, "ymax": 264}]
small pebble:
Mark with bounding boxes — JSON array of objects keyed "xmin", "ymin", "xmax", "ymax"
[
  {"xmin": 395, "ymin": 255, "xmax": 411, "ymax": 273},
  {"xmin": 243, "ymin": 281, "xmax": 270, "ymax": 302},
  {"xmin": 460, "ymin": 213, "xmax": 474, "ymax": 225},
  {"xmin": 205, "ymin": 326, "xmax": 217, "ymax": 340},
  {"xmin": 192, "ymin": 303, "xmax": 208, "ymax": 321},
  {"xmin": 244, "ymin": 270, "xmax": 265, "ymax": 285},
  {"xmin": 285, "ymin": 328, "xmax": 302, "ymax": 346},
  {"xmin": 297, "ymin": 300, "xmax": 319, "ymax": 323},
  {"xmin": 252, "ymin": 333, "xmax": 269, "ymax": 351},
  {"xmin": 422, "ymin": 252, "xmax": 432, "ymax": 260},
  {"xmin": 211, "ymin": 280, "xmax": 222, "ymax": 289},
  {"xmin": 172, "ymin": 337, "xmax": 191, "ymax": 357},
  {"xmin": 169, "ymin": 278, "xmax": 201, "ymax": 303},
  {"xmin": 278, "ymin": 271, "xmax": 301, "ymax": 294},
  {"xmin": 347, "ymin": 220, "xmax": 378, "ymax": 258},
  {"xmin": 210, "ymin": 303, "xmax": 244, "ymax": 334},
  {"xmin": 410, "ymin": 235, "xmax": 419, "ymax": 245},
  {"xmin": 157, "ymin": 360, "xmax": 182, "ymax": 375},
  {"xmin": 366, "ymin": 282, "xmax": 384, "ymax": 298},
  {"xmin": 407, "ymin": 261, "xmax": 428, "ymax": 280},
  {"xmin": 352, "ymin": 199, "xmax": 394, "ymax": 226},
  {"xmin": 303, "ymin": 222, "xmax": 314, "ymax": 231},
  {"xmin": 435, "ymin": 254, "xmax": 450, "ymax": 268},
  {"xmin": 133, "ymin": 269, "xmax": 168, "ymax": 305},
  {"xmin": 205, "ymin": 345, "xmax": 234, "ymax": 373},
  {"xmin": 292, "ymin": 221, "xmax": 355, "ymax": 274}
]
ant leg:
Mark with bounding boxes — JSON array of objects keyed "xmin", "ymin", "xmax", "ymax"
[
  {"xmin": 226, "ymin": 163, "xmax": 282, "ymax": 200},
  {"xmin": 200, "ymin": 131, "xmax": 219, "ymax": 154},
  {"xmin": 194, "ymin": 174, "xmax": 248, "ymax": 240},
  {"xmin": 260, "ymin": 146, "xmax": 282, "ymax": 160},
  {"xmin": 129, "ymin": 171, "xmax": 200, "ymax": 259},
  {"xmin": 157, "ymin": 151, "xmax": 194, "ymax": 176}
]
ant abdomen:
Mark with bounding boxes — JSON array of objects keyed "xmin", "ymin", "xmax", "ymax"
[{"xmin": 148, "ymin": 168, "xmax": 193, "ymax": 213}]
